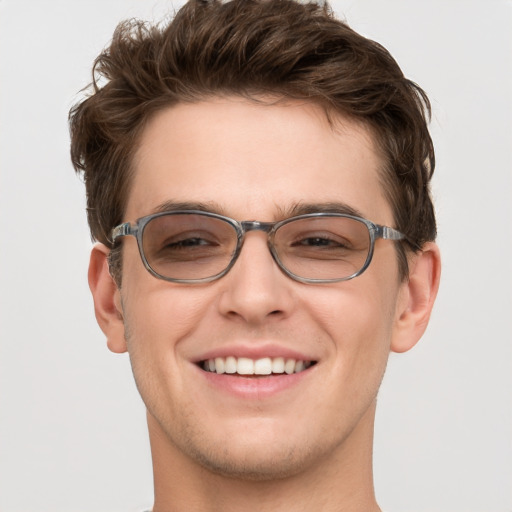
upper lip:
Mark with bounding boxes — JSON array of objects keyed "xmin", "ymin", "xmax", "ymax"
[{"xmin": 192, "ymin": 343, "xmax": 318, "ymax": 364}]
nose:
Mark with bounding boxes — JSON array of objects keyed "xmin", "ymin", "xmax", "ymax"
[{"xmin": 217, "ymin": 231, "xmax": 294, "ymax": 325}]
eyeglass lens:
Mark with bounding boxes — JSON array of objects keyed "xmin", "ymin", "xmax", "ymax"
[{"xmin": 141, "ymin": 213, "xmax": 371, "ymax": 282}]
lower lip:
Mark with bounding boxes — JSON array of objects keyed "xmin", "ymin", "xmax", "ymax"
[{"xmin": 198, "ymin": 367, "xmax": 312, "ymax": 399}]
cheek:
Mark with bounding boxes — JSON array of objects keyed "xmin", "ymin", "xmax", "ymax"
[
  {"xmin": 120, "ymin": 285, "xmax": 216, "ymax": 417},
  {"xmin": 122, "ymin": 286, "xmax": 215, "ymax": 352},
  {"xmin": 121, "ymin": 244, "xmax": 215, "ymax": 346},
  {"xmin": 119, "ymin": 255, "xmax": 217, "ymax": 397},
  {"xmin": 307, "ymin": 273, "xmax": 399, "ymax": 371}
]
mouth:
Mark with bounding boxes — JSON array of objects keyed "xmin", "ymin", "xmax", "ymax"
[{"xmin": 200, "ymin": 356, "xmax": 316, "ymax": 376}]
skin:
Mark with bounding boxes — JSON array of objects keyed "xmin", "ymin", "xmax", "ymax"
[{"xmin": 89, "ymin": 97, "xmax": 441, "ymax": 512}]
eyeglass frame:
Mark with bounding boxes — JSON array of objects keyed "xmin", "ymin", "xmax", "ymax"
[{"xmin": 111, "ymin": 210, "xmax": 411, "ymax": 284}]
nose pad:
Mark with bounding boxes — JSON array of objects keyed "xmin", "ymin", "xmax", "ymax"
[{"xmin": 217, "ymin": 232, "xmax": 293, "ymax": 324}]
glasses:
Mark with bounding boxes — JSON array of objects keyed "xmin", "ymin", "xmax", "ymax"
[{"xmin": 111, "ymin": 210, "xmax": 408, "ymax": 284}]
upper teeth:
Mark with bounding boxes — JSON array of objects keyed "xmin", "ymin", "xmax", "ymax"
[{"xmin": 202, "ymin": 357, "xmax": 312, "ymax": 375}]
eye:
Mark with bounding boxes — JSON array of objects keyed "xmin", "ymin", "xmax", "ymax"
[
  {"xmin": 294, "ymin": 236, "xmax": 350, "ymax": 248},
  {"xmin": 165, "ymin": 236, "xmax": 216, "ymax": 249},
  {"xmin": 148, "ymin": 230, "xmax": 226, "ymax": 263},
  {"xmin": 142, "ymin": 214, "xmax": 238, "ymax": 276},
  {"xmin": 291, "ymin": 232, "xmax": 353, "ymax": 250}
]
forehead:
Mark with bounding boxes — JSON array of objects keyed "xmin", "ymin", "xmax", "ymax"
[{"xmin": 128, "ymin": 97, "xmax": 391, "ymax": 223}]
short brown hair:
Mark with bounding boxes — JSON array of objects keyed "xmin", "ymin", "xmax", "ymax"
[{"xmin": 69, "ymin": 0, "xmax": 436, "ymax": 282}]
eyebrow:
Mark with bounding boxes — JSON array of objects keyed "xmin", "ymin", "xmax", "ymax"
[
  {"xmin": 152, "ymin": 200, "xmax": 228, "ymax": 216},
  {"xmin": 280, "ymin": 201, "xmax": 365, "ymax": 219},
  {"xmin": 151, "ymin": 200, "xmax": 365, "ymax": 220}
]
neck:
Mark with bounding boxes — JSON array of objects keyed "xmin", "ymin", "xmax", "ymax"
[{"xmin": 149, "ymin": 401, "xmax": 380, "ymax": 512}]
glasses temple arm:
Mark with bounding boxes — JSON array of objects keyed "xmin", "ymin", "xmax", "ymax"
[
  {"xmin": 377, "ymin": 225, "xmax": 422, "ymax": 251},
  {"xmin": 379, "ymin": 226, "xmax": 404, "ymax": 241},
  {"xmin": 111, "ymin": 222, "xmax": 132, "ymax": 243}
]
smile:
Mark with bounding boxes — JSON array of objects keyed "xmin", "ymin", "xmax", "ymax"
[{"xmin": 201, "ymin": 356, "xmax": 315, "ymax": 375}]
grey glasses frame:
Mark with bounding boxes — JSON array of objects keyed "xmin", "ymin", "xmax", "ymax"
[{"xmin": 111, "ymin": 210, "xmax": 408, "ymax": 284}]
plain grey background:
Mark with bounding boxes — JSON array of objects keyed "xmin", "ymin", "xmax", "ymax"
[{"xmin": 0, "ymin": 1, "xmax": 511, "ymax": 511}]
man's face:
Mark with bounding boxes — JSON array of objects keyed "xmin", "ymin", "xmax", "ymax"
[{"xmin": 115, "ymin": 97, "xmax": 408, "ymax": 478}]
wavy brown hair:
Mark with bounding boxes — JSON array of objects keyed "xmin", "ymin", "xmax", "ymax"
[{"xmin": 69, "ymin": 0, "xmax": 436, "ymax": 282}]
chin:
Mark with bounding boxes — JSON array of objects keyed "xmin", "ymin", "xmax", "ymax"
[
  {"xmin": 170, "ymin": 413, "xmax": 334, "ymax": 481},
  {"xmin": 188, "ymin": 442, "xmax": 317, "ymax": 481}
]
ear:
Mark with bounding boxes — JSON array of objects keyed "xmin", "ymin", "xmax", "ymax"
[
  {"xmin": 88, "ymin": 243, "xmax": 127, "ymax": 354},
  {"xmin": 391, "ymin": 242, "xmax": 441, "ymax": 353}
]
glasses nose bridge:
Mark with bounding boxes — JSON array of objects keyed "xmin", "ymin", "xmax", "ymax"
[
  {"xmin": 239, "ymin": 220, "xmax": 275, "ymax": 237},
  {"xmin": 232, "ymin": 220, "xmax": 280, "ymax": 275},
  {"xmin": 236, "ymin": 220, "xmax": 277, "ymax": 258}
]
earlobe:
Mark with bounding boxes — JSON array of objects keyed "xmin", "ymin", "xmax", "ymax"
[
  {"xmin": 391, "ymin": 242, "xmax": 441, "ymax": 353},
  {"xmin": 88, "ymin": 243, "xmax": 127, "ymax": 354}
]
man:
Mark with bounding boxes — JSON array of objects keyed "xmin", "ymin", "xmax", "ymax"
[{"xmin": 69, "ymin": 1, "xmax": 440, "ymax": 510}]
